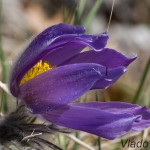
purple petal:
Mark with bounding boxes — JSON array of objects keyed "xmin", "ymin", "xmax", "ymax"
[
  {"xmin": 75, "ymin": 32, "xmax": 109, "ymax": 50},
  {"xmin": 42, "ymin": 41, "xmax": 86, "ymax": 66},
  {"xmin": 10, "ymin": 24, "xmax": 108, "ymax": 97},
  {"xmin": 92, "ymin": 66, "xmax": 126, "ymax": 89},
  {"xmin": 43, "ymin": 33, "xmax": 109, "ymax": 66},
  {"xmin": 75, "ymin": 102, "xmax": 150, "ymax": 132},
  {"xmin": 62, "ymin": 48, "xmax": 136, "ymax": 68},
  {"xmin": 132, "ymin": 107, "xmax": 150, "ymax": 131},
  {"xmin": 19, "ymin": 63, "xmax": 106, "ymax": 112},
  {"xmin": 42, "ymin": 102, "xmax": 141, "ymax": 140},
  {"xmin": 73, "ymin": 102, "xmax": 143, "ymax": 113}
]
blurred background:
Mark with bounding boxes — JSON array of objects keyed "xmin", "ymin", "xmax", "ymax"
[{"xmin": 0, "ymin": 0, "xmax": 150, "ymax": 150}]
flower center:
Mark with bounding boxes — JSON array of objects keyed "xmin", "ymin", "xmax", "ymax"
[{"xmin": 20, "ymin": 60, "xmax": 55, "ymax": 86}]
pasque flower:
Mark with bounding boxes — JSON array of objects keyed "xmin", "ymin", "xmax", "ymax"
[{"xmin": 10, "ymin": 23, "xmax": 150, "ymax": 140}]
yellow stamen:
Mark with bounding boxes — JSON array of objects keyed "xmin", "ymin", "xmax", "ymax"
[{"xmin": 20, "ymin": 60, "xmax": 55, "ymax": 86}]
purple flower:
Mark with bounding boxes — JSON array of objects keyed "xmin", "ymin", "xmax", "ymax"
[{"xmin": 10, "ymin": 23, "xmax": 150, "ymax": 140}]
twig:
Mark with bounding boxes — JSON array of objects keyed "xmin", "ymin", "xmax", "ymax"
[{"xmin": 22, "ymin": 129, "xmax": 42, "ymax": 141}]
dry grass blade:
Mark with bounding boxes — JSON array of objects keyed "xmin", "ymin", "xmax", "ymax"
[{"xmin": 64, "ymin": 134, "xmax": 95, "ymax": 150}]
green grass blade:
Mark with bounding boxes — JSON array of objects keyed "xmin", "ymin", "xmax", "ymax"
[
  {"xmin": 95, "ymin": 91, "xmax": 101, "ymax": 150},
  {"xmin": 61, "ymin": 1, "xmax": 77, "ymax": 24},
  {"xmin": 72, "ymin": 9, "xmax": 81, "ymax": 25},
  {"xmin": 0, "ymin": 0, "xmax": 8, "ymax": 113},
  {"xmin": 97, "ymin": 137, "xmax": 101, "ymax": 150},
  {"xmin": 133, "ymin": 58, "xmax": 150, "ymax": 104},
  {"xmin": 73, "ymin": 132, "xmax": 79, "ymax": 150},
  {"xmin": 78, "ymin": 0, "xmax": 87, "ymax": 18},
  {"xmin": 83, "ymin": 0, "xmax": 103, "ymax": 28},
  {"xmin": 58, "ymin": 134, "xmax": 67, "ymax": 149}
]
